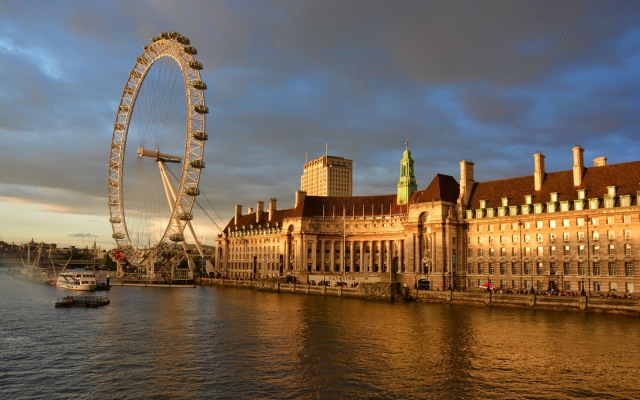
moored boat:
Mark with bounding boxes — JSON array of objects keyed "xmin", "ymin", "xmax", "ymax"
[
  {"xmin": 55, "ymin": 295, "xmax": 110, "ymax": 308},
  {"xmin": 56, "ymin": 270, "xmax": 97, "ymax": 291}
]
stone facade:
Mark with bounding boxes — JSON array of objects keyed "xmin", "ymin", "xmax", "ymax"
[{"xmin": 215, "ymin": 146, "xmax": 640, "ymax": 295}]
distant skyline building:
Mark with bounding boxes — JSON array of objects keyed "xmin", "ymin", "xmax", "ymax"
[{"xmin": 300, "ymin": 153, "xmax": 352, "ymax": 197}]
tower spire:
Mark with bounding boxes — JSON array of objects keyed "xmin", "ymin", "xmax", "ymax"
[{"xmin": 397, "ymin": 141, "xmax": 417, "ymax": 206}]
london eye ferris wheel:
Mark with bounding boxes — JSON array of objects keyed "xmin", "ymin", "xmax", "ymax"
[{"xmin": 107, "ymin": 32, "xmax": 213, "ymax": 281}]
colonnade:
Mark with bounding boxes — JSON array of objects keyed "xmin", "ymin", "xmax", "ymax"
[{"xmin": 295, "ymin": 237, "xmax": 405, "ymax": 277}]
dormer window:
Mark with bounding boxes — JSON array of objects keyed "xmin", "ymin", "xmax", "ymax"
[
  {"xmin": 620, "ymin": 195, "xmax": 631, "ymax": 207},
  {"xmin": 607, "ymin": 186, "xmax": 617, "ymax": 197},
  {"xmin": 589, "ymin": 198, "xmax": 600, "ymax": 210},
  {"xmin": 578, "ymin": 189, "xmax": 586, "ymax": 199},
  {"xmin": 480, "ymin": 200, "xmax": 487, "ymax": 209},
  {"xmin": 525, "ymin": 195, "xmax": 532, "ymax": 205},
  {"xmin": 501, "ymin": 197, "xmax": 509, "ymax": 207},
  {"xmin": 550, "ymin": 192, "xmax": 558, "ymax": 202}
]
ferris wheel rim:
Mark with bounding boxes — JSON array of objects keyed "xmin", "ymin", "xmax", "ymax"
[{"xmin": 107, "ymin": 32, "xmax": 208, "ymax": 266}]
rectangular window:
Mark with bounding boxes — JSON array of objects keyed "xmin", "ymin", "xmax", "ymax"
[
  {"xmin": 578, "ymin": 261, "xmax": 585, "ymax": 276},
  {"xmin": 608, "ymin": 230, "xmax": 615, "ymax": 240},
  {"xmin": 467, "ymin": 262, "xmax": 473, "ymax": 274},
  {"xmin": 577, "ymin": 218, "xmax": 585, "ymax": 226},
  {"xmin": 489, "ymin": 263, "xmax": 495, "ymax": 274},
  {"xmin": 550, "ymin": 261, "xmax": 557, "ymax": 275},
  {"xmin": 478, "ymin": 263, "xmax": 484, "ymax": 274},
  {"xmin": 524, "ymin": 262, "xmax": 531, "ymax": 275},
  {"xmin": 608, "ymin": 244, "xmax": 616, "ymax": 256},
  {"xmin": 577, "ymin": 232, "xmax": 585, "ymax": 241},
  {"xmin": 549, "ymin": 220, "xmax": 557, "ymax": 228},
  {"xmin": 592, "ymin": 231, "xmax": 600, "ymax": 241},
  {"xmin": 624, "ymin": 229, "xmax": 631, "ymax": 239},
  {"xmin": 524, "ymin": 221, "xmax": 531, "ymax": 229},
  {"xmin": 578, "ymin": 245, "xmax": 585, "ymax": 256},
  {"xmin": 500, "ymin": 235, "xmax": 507, "ymax": 244},
  {"xmin": 563, "ymin": 232, "xmax": 570, "ymax": 242},
  {"xmin": 489, "ymin": 236, "xmax": 495, "ymax": 244},
  {"xmin": 550, "ymin": 246, "xmax": 556, "ymax": 256},
  {"xmin": 607, "ymin": 216, "xmax": 615, "ymax": 224},
  {"xmin": 549, "ymin": 232, "xmax": 557, "ymax": 241},
  {"xmin": 564, "ymin": 245, "xmax": 571, "ymax": 256},
  {"xmin": 500, "ymin": 248, "xmax": 506, "ymax": 257},
  {"xmin": 625, "ymin": 262, "xmax": 633, "ymax": 276},
  {"xmin": 536, "ymin": 220, "xmax": 543, "ymax": 229},
  {"xmin": 525, "ymin": 247, "xmax": 531, "ymax": 256},
  {"xmin": 524, "ymin": 234, "xmax": 530, "ymax": 243},
  {"xmin": 536, "ymin": 233, "xmax": 543, "ymax": 243},
  {"xmin": 623, "ymin": 215, "xmax": 631, "ymax": 224},
  {"xmin": 511, "ymin": 262, "xmax": 518, "ymax": 275},
  {"xmin": 564, "ymin": 261, "xmax": 571, "ymax": 275},
  {"xmin": 625, "ymin": 243, "xmax": 632, "ymax": 256},
  {"xmin": 609, "ymin": 262, "xmax": 617, "ymax": 276},
  {"xmin": 537, "ymin": 262, "xmax": 544, "ymax": 275},
  {"xmin": 564, "ymin": 281, "xmax": 572, "ymax": 291},
  {"xmin": 500, "ymin": 223, "xmax": 507, "ymax": 231},
  {"xmin": 593, "ymin": 262, "xmax": 600, "ymax": 276},
  {"xmin": 511, "ymin": 222, "xmax": 519, "ymax": 230},
  {"xmin": 512, "ymin": 235, "xmax": 518, "ymax": 243},
  {"xmin": 512, "ymin": 247, "xmax": 518, "ymax": 256},
  {"xmin": 593, "ymin": 244, "xmax": 600, "ymax": 255},
  {"xmin": 489, "ymin": 248, "xmax": 495, "ymax": 257},
  {"xmin": 512, "ymin": 280, "xmax": 519, "ymax": 289},
  {"xmin": 590, "ymin": 217, "xmax": 598, "ymax": 226},
  {"xmin": 500, "ymin": 262, "xmax": 506, "ymax": 275},
  {"xmin": 537, "ymin": 246, "xmax": 544, "ymax": 256}
]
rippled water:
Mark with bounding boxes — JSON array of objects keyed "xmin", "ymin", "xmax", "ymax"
[{"xmin": 1, "ymin": 267, "xmax": 639, "ymax": 399}]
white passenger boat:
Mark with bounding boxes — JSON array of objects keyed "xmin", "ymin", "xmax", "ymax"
[{"xmin": 56, "ymin": 271, "xmax": 97, "ymax": 291}]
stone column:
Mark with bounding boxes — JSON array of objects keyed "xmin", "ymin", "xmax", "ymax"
[
  {"xmin": 329, "ymin": 240, "xmax": 336, "ymax": 272},
  {"xmin": 320, "ymin": 240, "xmax": 326, "ymax": 272},
  {"xmin": 311, "ymin": 239, "xmax": 317, "ymax": 273}
]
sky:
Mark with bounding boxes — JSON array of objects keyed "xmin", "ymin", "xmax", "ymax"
[{"xmin": 1, "ymin": 0, "xmax": 639, "ymax": 249}]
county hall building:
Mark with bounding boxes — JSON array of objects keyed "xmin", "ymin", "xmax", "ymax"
[{"xmin": 215, "ymin": 145, "xmax": 640, "ymax": 295}]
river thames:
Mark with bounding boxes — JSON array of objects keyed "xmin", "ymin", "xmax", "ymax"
[{"xmin": 0, "ymin": 268, "xmax": 639, "ymax": 399}]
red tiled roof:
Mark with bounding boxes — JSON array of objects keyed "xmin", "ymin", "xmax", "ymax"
[
  {"xmin": 411, "ymin": 174, "xmax": 460, "ymax": 204},
  {"xmin": 467, "ymin": 161, "xmax": 640, "ymax": 210}
]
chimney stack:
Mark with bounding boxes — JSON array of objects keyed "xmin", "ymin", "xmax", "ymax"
[
  {"xmin": 458, "ymin": 159, "xmax": 475, "ymax": 206},
  {"xmin": 573, "ymin": 146, "xmax": 584, "ymax": 187},
  {"xmin": 256, "ymin": 201, "xmax": 264, "ymax": 223},
  {"xmin": 269, "ymin": 198, "xmax": 277, "ymax": 221},
  {"xmin": 234, "ymin": 204, "xmax": 242, "ymax": 225},
  {"xmin": 593, "ymin": 156, "xmax": 607, "ymax": 167},
  {"xmin": 534, "ymin": 152, "xmax": 545, "ymax": 191},
  {"xmin": 295, "ymin": 190, "xmax": 306, "ymax": 209}
]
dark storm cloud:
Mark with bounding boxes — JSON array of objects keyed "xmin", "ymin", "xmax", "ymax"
[{"xmin": 1, "ymin": 0, "xmax": 639, "ymax": 245}]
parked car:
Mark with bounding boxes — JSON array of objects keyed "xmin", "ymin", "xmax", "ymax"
[{"xmin": 318, "ymin": 280, "xmax": 331, "ymax": 286}]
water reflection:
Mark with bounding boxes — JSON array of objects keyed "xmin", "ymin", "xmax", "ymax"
[{"xmin": 2, "ymin": 270, "xmax": 640, "ymax": 400}]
